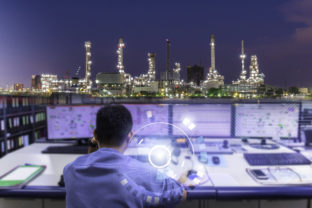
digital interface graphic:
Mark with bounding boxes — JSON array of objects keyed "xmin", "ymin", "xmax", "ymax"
[
  {"xmin": 172, "ymin": 104, "xmax": 232, "ymax": 137},
  {"xmin": 235, "ymin": 104, "xmax": 299, "ymax": 139}
]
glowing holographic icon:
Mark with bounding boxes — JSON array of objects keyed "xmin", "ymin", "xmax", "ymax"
[{"xmin": 148, "ymin": 145, "xmax": 171, "ymax": 169}]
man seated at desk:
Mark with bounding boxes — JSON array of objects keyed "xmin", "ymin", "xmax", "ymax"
[{"xmin": 64, "ymin": 105, "xmax": 186, "ymax": 208}]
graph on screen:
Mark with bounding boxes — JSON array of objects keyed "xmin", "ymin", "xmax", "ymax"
[{"xmin": 235, "ymin": 103, "xmax": 299, "ymax": 139}]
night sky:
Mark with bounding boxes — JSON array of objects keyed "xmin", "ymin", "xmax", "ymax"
[{"xmin": 0, "ymin": 0, "xmax": 311, "ymax": 88}]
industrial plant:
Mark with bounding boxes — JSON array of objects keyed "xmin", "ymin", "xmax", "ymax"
[{"xmin": 4, "ymin": 35, "xmax": 282, "ymax": 98}]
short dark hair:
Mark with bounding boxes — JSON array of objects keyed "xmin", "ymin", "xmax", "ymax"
[{"xmin": 96, "ymin": 105, "xmax": 133, "ymax": 146}]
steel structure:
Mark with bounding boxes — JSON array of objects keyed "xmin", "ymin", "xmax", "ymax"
[
  {"xmin": 247, "ymin": 55, "xmax": 264, "ymax": 84},
  {"xmin": 203, "ymin": 35, "xmax": 224, "ymax": 87},
  {"xmin": 116, "ymin": 38, "xmax": 125, "ymax": 74},
  {"xmin": 84, "ymin": 41, "xmax": 92, "ymax": 91},
  {"xmin": 233, "ymin": 40, "xmax": 248, "ymax": 84}
]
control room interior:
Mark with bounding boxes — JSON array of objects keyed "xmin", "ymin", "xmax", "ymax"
[{"xmin": 2, "ymin": 96, "xmax": 312, "ymax": 208}]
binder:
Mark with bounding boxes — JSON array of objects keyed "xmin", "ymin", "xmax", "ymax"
[
  {"xmin": 1, "ymin": 141, "xmax": 4, "ymax": 154},
  {"xmin": 23, "ymin": 135, "xmax": 29, "ymax": 146},
  {"xmin": 0, "ymin": 120, "xmax": 4, "ymax": 131}
]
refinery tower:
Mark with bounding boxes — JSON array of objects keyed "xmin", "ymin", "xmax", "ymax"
[
  {"xmin": 84, "ymin": 41, "xmax": 92, "ymax": 92},
  {"xmin": 203, "ymin": 35, "xmax": 224, "ymax": 89}
]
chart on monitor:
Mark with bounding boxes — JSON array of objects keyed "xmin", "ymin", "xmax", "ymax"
[
  {"xmin": 235, "ymin": 103, "xmax": 299, "ymax": 140},
  {"xmin": 172, "ymin": 104, "xmax": 232, "ymax": 137}
]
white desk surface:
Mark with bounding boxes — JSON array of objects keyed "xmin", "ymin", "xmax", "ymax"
[
  {"xmin": 0, "ymin": 143, "xmax": 81, "ymax": 186},
  {"xmin": 0, "ymin": 140, "xmax": 312, "ymax": 188}
]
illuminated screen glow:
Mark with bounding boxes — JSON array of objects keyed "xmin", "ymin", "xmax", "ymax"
[
  {"xmin": 235, "ymin": 103, "xmax": 299, "ymax": 139},
  {"xmin": 172, "ymin": 104, "xmax": 232, "ymax": 137}
]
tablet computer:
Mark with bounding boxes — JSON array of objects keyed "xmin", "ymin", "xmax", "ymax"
[{"xmin": 0, "ymin": 165, "xmax": 45, "ymax": 189}]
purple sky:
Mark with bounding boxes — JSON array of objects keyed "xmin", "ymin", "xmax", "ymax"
[{"xmin": 0, "ymin": 0, "xmax": 312, "ymax": 88}]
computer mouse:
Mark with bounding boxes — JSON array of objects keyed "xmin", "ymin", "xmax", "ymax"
[{"xmin": 212, "ymin": 156, "xmax": 220, "ymax": 165}]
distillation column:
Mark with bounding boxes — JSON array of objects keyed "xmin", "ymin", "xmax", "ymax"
[
  {"xmin": 148, "ymin": 53, "xmax": 156, "ymax": 81},
  {"xmin": 117, "ymin": 38, "xmax": 125, "ymax": 74},
  {"xmin": 85, "ymin": 41, "xmax": 92, "ymax": 91}
]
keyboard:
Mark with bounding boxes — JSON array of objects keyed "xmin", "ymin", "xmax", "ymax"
[
  {"xmin": 244, "ymin": 153, "xmax": 311, "ymax": 166},
  {"xmin": 42, "ymin": 145, "xmax": 89, "ymax": 154}
]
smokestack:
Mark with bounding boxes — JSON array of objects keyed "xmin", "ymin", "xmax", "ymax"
[
  {"xmin": 241, "ymin": 40, "xmax": 245, "ymax": 54},
  {"xmin": 240, "ymin": 40, "xmax": 247, "ymax": 81},
  {"xmin": 166, "ymin": 39, "xmax": 170, "ymax": 72},
  {"xmin": 210, "ymin": 35, "xmax": 215, "ymax": 73}
]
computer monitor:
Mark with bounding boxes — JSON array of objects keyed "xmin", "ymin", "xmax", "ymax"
[
  {"xmin": 47, "ymin": 105, "xmax": 101, "ymax": 140},
  {"xmin": 124, "ymin": 104, "xmax": 169, "ymax": 136},
  {"xmin": 47, "ymin": 104, "xmax": 170, "ymax": 140},
  {"xmin": 172, "ymin": 104, "xmax": 232, "ymax": 137},
  {"xmin": 235, "ymin": 103, "xmax": 300, "ymax": 140}
]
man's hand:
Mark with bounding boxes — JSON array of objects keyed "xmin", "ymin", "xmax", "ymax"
[{"xmin": 88, "ymin": 137, "xmax": 98, "ymax": 154}]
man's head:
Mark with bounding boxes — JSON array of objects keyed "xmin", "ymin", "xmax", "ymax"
[{"xmin": 94, "ymin": 105, "xmax": 133, "ymax": 149}]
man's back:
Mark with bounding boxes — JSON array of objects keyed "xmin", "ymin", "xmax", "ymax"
[{"xmin": 64, "ymin": 148, "xmax": 184, "ymax": 208}]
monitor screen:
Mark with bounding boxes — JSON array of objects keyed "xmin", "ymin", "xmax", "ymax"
[
  {"xmin": 47, "ymin": 105, "xmax": 101, "ymax": 139},
  {"xmin": 124, "ymin": 104, "xmax": 169, "ymax": 136},
  {"xmin": 235, "ymin": 103, "xmax": 300, "ymax": 139},
  {"xmin": 47, "ymin": 104, "xmax": 169, "ymax": 139},
  {"xmin": 172, "ymin": 104, "xmax": 232, "ymax": 137}
]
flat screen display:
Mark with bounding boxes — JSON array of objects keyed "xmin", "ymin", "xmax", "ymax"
[
  {"xmin": 47, "ymin": 105, "xmax": 101, "ymax": 139},
  {"xmin": 172, "ymin": 104, "xmax": 232, "ymax": 137},
  {"xmin": 124, "ymin": 104, "xmax": 169, "ymax": 136},
  {"xmin": 235, "ymin": 103, "xmax": 299, "ymax": 139},
  {"xmin": 47, "ymin": 104, "xmax": 169, "ymax": 139}
]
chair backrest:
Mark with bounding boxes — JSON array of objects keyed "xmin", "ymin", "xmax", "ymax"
[{"xmin": 304, "ymin": 129, "xmax": 312, "ymax": 146}]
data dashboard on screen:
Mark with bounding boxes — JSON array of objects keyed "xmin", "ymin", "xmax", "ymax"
[
  {"xmin": 172, "ymin": 104, "xmax": 232, "ymax": 137},
  {"xmin": 47, "ymin": 105, "xmax": 101, "ymax": 139},
  {"xmin": 124, "ymin": 104, "xmax": 169, "ymax": 136},
  {"xmin": 235, "ymin": 103, "xmax": 299, "ymax": 140},
  {"xmin": 47, "ymin": 104, "xmax": 169, "ymax": 139}
]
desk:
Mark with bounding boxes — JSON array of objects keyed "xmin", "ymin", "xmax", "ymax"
[{"xmin": 1, "ymin": 140, "xmax": 312, "ymax": 208}]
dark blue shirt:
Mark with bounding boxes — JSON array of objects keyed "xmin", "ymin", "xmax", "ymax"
[{"xmin": 64, "ymin": 148, "xmax": 184, "ymax": 208}]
